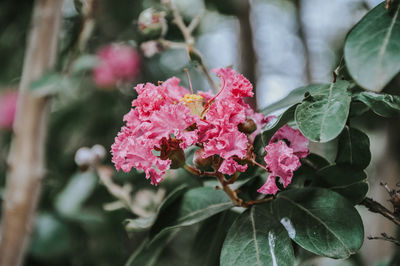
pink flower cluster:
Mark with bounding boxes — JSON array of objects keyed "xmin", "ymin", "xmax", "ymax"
[
  {"xmin": 111, "ymin": 67, "xmax": 309, "ymax": 195},
  {"xmin": 257, "ymin": 125, "xmax": 309, "ymax": 195},
  {"xmin": 93, "ymin": 44, "xmax": 140, "ymax": 89},
  {"xmin": 0, "ymin": 91, "xmax": 18, "ymax": 130}
]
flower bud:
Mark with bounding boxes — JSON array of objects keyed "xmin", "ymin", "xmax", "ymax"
[
  {"xmin": 91, "ymin": 144, "xmax": 106, "ymax": 161},
  {"xmin": 238, "ymin": 118, "xmax": 257, "ymax": 134},
  {"xmin": 193, "ymin": 149, "xmax": 212, "ymax": 170},
  {"xmin": 169, "ymin": 148, "xmax": 186, "ymax": 169},
  {"xmin": 74, "ymin": 147, "xmax": 95, "ymax": 167},
  {"xmin": 138, "ymin": 8, "xmax": 167, "ymax": 39}
]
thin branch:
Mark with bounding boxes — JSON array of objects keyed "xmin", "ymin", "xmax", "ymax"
[
  {"xmin": 368, "ymin": 233, "xmax": 400, "ymax": 246},
  {"xmin": 359, "ymin": 197, "xmax": 400, "ymax": 227}
]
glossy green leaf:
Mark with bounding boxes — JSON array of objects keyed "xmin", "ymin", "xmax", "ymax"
[
  {"xmin": 317, "ymin": 165, "xmax": 367, "ymax": 186},
  {"xmin": 261, "ymin": 84, "xmax": 322, "ymax": 115},
  {"xmin": 336, "ymin": 126, "xmax": 371, "ymax": 169},
  {"xmin": 221, "ymin": 204, "xmax": 295, "ymax": 266},
  {"xmin": 149, "ymin": 187, "xmax": 234, "ymax": 244},
  {"xmin": 295, "ymin": 81, "xmax": 351, "ymax": 142},
  {"xmin": 344, "ymin": 2, "xmax": 400, "ymax": 92},
  {"xmin": 188, "ymin": 211, "xmax": 238, "ymax": 266},
  {"xmin": 353, "ymin": 91, "xmax": 400, "ymax": 117},
  {"xmin": 272, "ymin": 188, "xmax": 364, "ymax": 259},
  {"xmin": 317, "ymin": 165, "xmax": 368, "ymax": 204}
]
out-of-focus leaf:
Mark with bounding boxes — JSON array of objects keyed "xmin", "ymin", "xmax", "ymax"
[
  {"xmin": 336, "ymin": 126, "xmax": 371, "ymax": 169},
  {"xmin": 72, "ymin": 54, "xmax": 99, "ymax": 73},
  {"xmin": 29, "ymin": 213, "xmax": 72, "ymax": 259},
  {"xmin": 344, "ymin": 2, "xmax": 400, "ymax": 92},
  {"xmin": 295, "ymin": 81, "xmax": 351, "ymax": 142},
  {"xmin": 220, "ymin": 204, "xmax": 295, "ymax": 266},
  {"xmin": 55, "ymin": 171, "xmax": 98, "ymax": 217},
  {"xmin": 353, "ymin": 91, "xmax": 400, "ymax": 117},
  {"xmin": 124, "ymin": 185, "xmax": 188, "ymax": 232},
  {"xmin": 272, "ymin": 188, "xmax": 364, "ymax": 259}
]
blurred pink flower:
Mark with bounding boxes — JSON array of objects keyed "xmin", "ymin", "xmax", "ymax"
[
  {"xmin": 93, "ymin": 44, "xmax": 140, "ymax": 88},
  {"xmin": 258, "ymin": 141, "xmax": 301, "ymax": 195},
  {"xmin": 0, "ymin": 91, "xmax": 18, "ymax": 130}
]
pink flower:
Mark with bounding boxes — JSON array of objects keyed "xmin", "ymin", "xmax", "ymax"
[
  {"xmin": 0, "ymin": 91, "xmax": 18, "ymax": 130},
  {"xmin": 111, "ymin": 78, "xmax": 195, "ymax": 185},
  {"xmin": 269, "ymin": 125, "xmax": 309, "ymax": 158},
  {"xmin": 112, "ymin": 67, "xmax": 269, "ymax": 186},
  {"xmin": 258, "ymin": 141, "xmax": 301, "ymax": 195},
  {"xmin": 219, "ymin": 158, "xmax": 248, "ymax": 175},
  {"xmin": 93, "ymin": 44, "xmax": 140, "ymax": 88}
]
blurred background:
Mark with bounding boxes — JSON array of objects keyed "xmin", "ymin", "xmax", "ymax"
[{"xmin": 0, "ymin": 0, "xmax": 399, "ymax": 265}]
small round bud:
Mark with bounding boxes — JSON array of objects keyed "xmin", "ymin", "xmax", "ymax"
[
  {"xmin": 169, "ymin": 148, "xmax": 186, "ymax": 169},
  {"xmin": 74, "ymin": 147, "xmax": 95, "ymax": 167},
  {"xmin": 193, "ymin": 149, "xmax": 212, "ymax": 170},
  {"xmin": 91, "ymin": 144, "xmax": 106, "ymax": 161},
  {"xmin": 138, "ymin": 8, "xmax": 167, "ymax": 39},
  {"xmin": 238, "ymin": 118, "xmax": 257, "ymax": 134}
]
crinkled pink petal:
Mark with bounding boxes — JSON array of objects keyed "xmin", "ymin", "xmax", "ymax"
[
  {"xmin": 112, "ymin": 77, "xmax": 198, "ymax": 186},
  {"xmin": 146, "ymin": 104, "xmax": 195, "ymax": 140},
  {"xmin": 0, "ymin": 91, "xmax": 18, "ymax": 130},
  {"xmin": 213, "ymin": 67, "xmax": 253, "ymax": 99},
  {"xmin": 257, "ymin": 175, "xmax": 279, "ymax": 195},
  {"xmin": 259, "ymin": 141, "xmax": 300, "ymax": 195},
  {"xmin": 269, "ymin": 125, "xmax": 309, "ymax": 158},
  {"xmin": 160, "ymin": 77, "xmax": 190, "ymax": 102},
  {"xmin": 203, "ymin": 130, "xmax": 247, "ymax": 159},
  {"xmin": 219, "ymin": 158, "xmax": 248, "ymax": 175}
]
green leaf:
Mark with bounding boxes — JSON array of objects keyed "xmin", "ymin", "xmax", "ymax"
[
  {"xmin": 261, "ymin": 84, "xmax": 322, "ymax": 115},
  {"xmin": 125, "ymin": 230, "xmax": 180, "ymax": 266},
  {"xmin": 353, "ymin": 91, "xmax": 400, "ymax": 117},
  {"xmin": 149, "ymin": 187, "xmax": 234, "ymax": 244},
  {"xmin": 54, "ymin": 171, "xmax": 98, "ymax": 217},
  {"xmin": 344, "ymin": 2, "xmax": 400, "ymax": 92},
  {"xmin": 220, "ymin": 204, "xmax": 295, "ymax": 266},
  {"xmin": 188, "ymin": 211, "xmax": 238, "ymax": 266},
  {"xmin": 29, "ymin": 213, "xmax": 72, "ymax": 259},
  {"xmin": 125, "ymin": 185, "xmax": 188, "ymax": 232},
  {"xmin": 336, "ymin": 126, "xmax": 371, "ymax": 169},
  {"xmin": 316, "ymin": 165, "xmax": 368, "ymax": 204},
  {"xmin": 30, "ymin": 72, "xmax": 63, "ymax": 96},
  {"xmin": 72, "ymin": 54, "xmax": 99, "ymax": 73},
  {"xmin": 272, "ymin": 188, "xmax": 364, "ymax": 259},
  {"xmin": 295, "ymin": 81, "xmax": 351, "ymax": 142},
  {"xmin": 254, "ymin": 104, "xmax": 298, "ymax": 156}
]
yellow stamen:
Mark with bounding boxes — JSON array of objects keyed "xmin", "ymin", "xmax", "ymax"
[{"xmin": 180, "ymin": 94, "xmax": 204, "ymax": 117}]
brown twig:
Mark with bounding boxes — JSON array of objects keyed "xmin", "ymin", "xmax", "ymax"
[
  {"xmin": 0, "ymin": 1, "xmax": 64, "ymax": 265},
  {"xmin": 368, "ymin": 233, "xmax": 400, "ymax": 246},
  {"xmin": 359, "ymin": 197, "xmax": 400, "ymax": 227},
  {"xmin": 164, "ymin": 1, "xmax": 219, "ymax": 93}
]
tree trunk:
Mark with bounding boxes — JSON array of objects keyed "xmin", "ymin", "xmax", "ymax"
[{"xmin": 0, "ymin": 1, "xmax": 64, "ymax": 265}]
